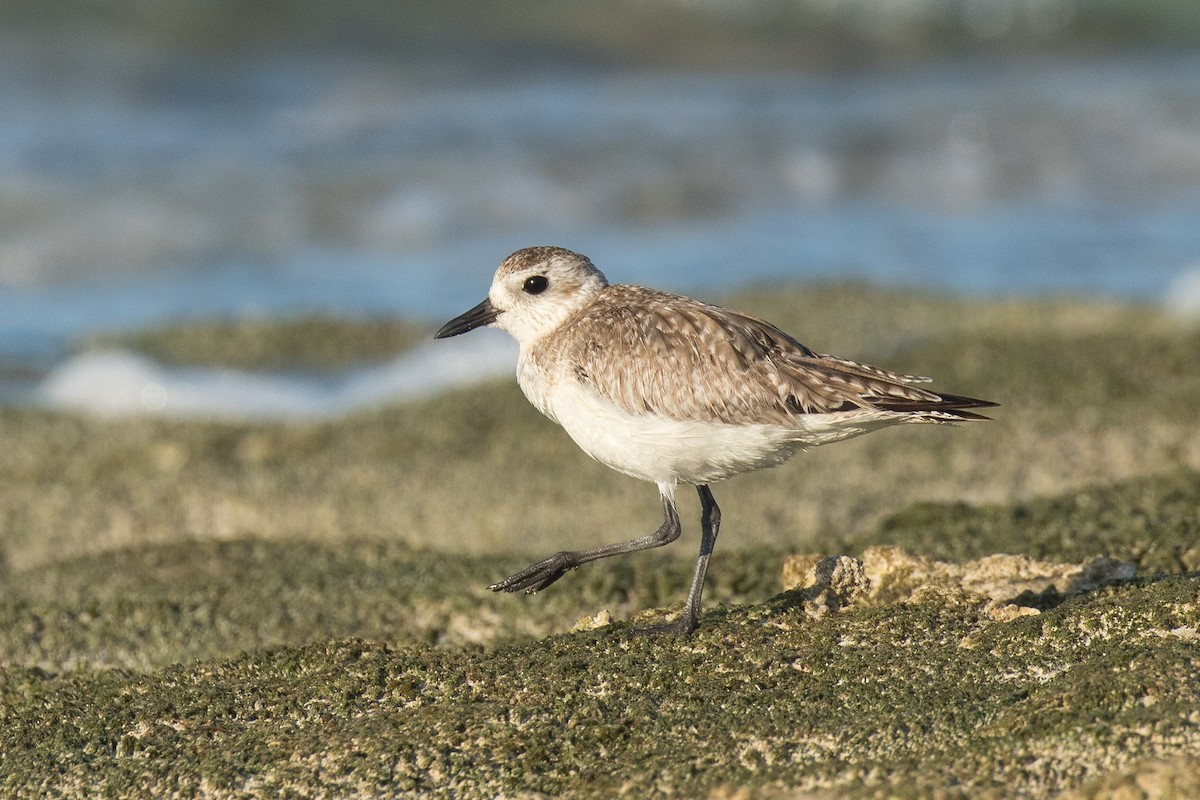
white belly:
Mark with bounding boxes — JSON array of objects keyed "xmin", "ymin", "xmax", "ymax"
[{"xmin": 536, "ymin": 378, "xmax": 805, "ymax": 485}]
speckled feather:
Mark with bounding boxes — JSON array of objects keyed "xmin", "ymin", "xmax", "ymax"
[{"xmin": 532, "ymin": 283, "xmax": 990, "ymax": 427}]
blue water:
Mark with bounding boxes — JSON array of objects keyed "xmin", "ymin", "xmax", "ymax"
[{"xmin": 2, "ymin": 42, "xmax": 1199, "ymax": 416}]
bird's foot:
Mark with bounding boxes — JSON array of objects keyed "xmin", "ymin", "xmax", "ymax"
[{"xmin": 489, "ymin": 551, "xmax": 579, "ymax": 594}]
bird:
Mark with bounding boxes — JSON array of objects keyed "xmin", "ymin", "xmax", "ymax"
[{"xmin": 435, "ymin": 246, "xmax": 996, "ymax": 635}]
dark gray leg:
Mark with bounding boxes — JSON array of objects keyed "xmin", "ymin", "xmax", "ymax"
[
  {"xmin": 490, "ymin": 493, "xmax": 681, "ymax": 594},
  {"xmin": 636, "ymin": 484, "xmax": 721, "ymax": 637}
]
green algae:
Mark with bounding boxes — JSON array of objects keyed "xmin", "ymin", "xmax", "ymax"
[
  {"xmin": 4, "ymin": 287, "xmax": 1200, "ymax": 797},
  {"xmin": 1, "ymin": 468, "xmax": 1199, "ymax": 796},
  {"xmin": 4, "ymin": 287, "xmax": 1200, "ymax": 574},
  {"xmin": 5, "ymin": 468, "xmax": 1198, "ymax": 674},
  {"xmin": 84, "ymin": 316, "xmax": 429, "ymax": 371},
  {"xmin": 859, "ymin": 469, "xmax": 1200, "ymax": 574},
  {"xmin": 0, "ymin": 538, "xmax": 789, "ymax": 671},
  {"xmin": 2, "ymin": 573, "xmax": 1198, "ymax": 799}
]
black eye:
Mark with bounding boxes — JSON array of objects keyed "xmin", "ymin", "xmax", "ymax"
[{"xmin": 523, "ymin": 275, "xmax": 549, "ymax": 295}]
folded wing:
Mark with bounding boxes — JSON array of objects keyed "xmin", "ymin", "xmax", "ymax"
[{"xmin": 564, "ymin": 287, "xmax": 997, "ymax": 426}]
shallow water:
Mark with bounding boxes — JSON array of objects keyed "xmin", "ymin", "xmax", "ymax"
[{"xmin": 2, "ymin": 29, "xmax": 1199, "ymax": 416}]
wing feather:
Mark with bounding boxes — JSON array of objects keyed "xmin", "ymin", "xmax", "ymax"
[{"xmin": 559, "ymin": 286, "xmax": 995, "ymax": 425}]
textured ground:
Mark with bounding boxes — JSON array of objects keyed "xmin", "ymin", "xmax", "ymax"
[{"xmin": 2, "ymin": 284, "xmax": 1200, "ymax": 797}]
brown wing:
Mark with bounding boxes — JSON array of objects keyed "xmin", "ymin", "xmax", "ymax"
[{"xmin": 562, "ymin": 286, "xmax": 996, "ymax": 426}]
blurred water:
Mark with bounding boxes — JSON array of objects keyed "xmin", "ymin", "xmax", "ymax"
[
  {"xmin": 35, "ymin": 333, "xmax": 518, "ymax": 420},
  {"xmin": 2, "ymin": 28, "xmax": 1199, "ymax": 415}
]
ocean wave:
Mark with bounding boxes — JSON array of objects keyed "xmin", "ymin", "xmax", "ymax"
[
  {"xmin": 34, "ymin": 333, "xmax": 517, "ymax": 420},
  {"xmin": 1164, "ymin": 266, "xmax": 1200, "ymax": 321},
  {"xmin": 4, "ymin": 56, "xmax": 1200, "ymax": 290}
]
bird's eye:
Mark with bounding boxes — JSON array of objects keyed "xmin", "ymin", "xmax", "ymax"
[{"xmin": 523, "ymin": 275, "xmax": 549, "ymax": 295}]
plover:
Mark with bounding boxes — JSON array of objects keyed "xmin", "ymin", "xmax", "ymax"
[{"xmin": 436, "ymin": 246, "xmax": 996, "ymax": 635}]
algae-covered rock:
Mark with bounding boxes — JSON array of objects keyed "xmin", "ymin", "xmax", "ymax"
[
  {"xmin": 4, "ymin": 292, "xmax": 1200, "ymax": 797},
  {"xmin": 5, "ymin": 286, "xmax": 1200, "ymax": 574},
  {"xmin": 0, "ymin": 538, "xmax": 790, "ymax": 671},
  {"xmin": 783, "ymin": 546, "xmax": 1138, "ymax": 609},
  {"xmin": 1, "ymin": 472, "xmax": 1198, "ymax": 797},
  {"xmin": 2, "ymin": 570, "xmax": 1199, "ymax": 799},
  {"xmin": 1063, "ymin": 757, "xmax": 1200, "ymax": 800},
  {"xmin": 773, "ymin": 554, "xmax": 871, "ymax": 619},
  {"xmin": 865, "ymin": 469, "xmax": 1200, "ymax": 573},
  {"xmin": 84, "ymin": 316, "xmax": 429, "ymax": 371}
]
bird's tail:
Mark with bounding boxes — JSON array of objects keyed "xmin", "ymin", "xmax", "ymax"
[{"xmin": 879, "ymin": 391, "xmax": 998, "ymax": 422}]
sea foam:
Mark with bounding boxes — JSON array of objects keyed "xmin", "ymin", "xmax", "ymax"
[
  {"xmin": 1164, "ymin": 265, "xmax": 1200, "ymax": 320},
  {"xmin": 35, "ymin": 333, "xmax": 517, "ymax": 420}
]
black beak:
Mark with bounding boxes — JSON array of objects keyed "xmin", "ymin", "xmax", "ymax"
[{"xmin": 434, "ymin": 298, "xmax": 499, "ymax": 339}]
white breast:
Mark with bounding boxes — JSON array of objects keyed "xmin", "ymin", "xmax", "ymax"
[{"xmin": 539, "ymin": 377, "xmax": 803, "ymax": 484}]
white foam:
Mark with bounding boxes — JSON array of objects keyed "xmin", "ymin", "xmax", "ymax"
[
  {"xmin": 35, "ymin": 332, "xmax": 517, "ymax": 420},
  {"xmin": 1164, "ymin": 265, "xmax": 1200, "ymax": 320}
]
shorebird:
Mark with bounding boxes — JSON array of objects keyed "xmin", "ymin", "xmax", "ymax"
[{"xmin": 435, "ymin": 246, "xmax": 995, "ymax": 635}]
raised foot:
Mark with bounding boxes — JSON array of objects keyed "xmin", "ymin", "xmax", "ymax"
[{"xmin": 489, "ymin": 551, "xmax": 579, "ymax": 594}]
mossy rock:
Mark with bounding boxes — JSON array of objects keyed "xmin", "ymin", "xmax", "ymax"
[
  {"xmin": 84, "ymin": 316, "xmax": 429, "ymax": 371},
  {"xmin": 2, "ymin": 570, "xmax": 1198, "ymax": 798},
  {"xmin": 870, "ymin": 469, "xmax": 1200, "ymax": 573}
]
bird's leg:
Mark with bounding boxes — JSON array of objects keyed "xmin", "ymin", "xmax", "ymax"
[
  {"xmin": 635, "ymin": 484, "xmax": 721, "ymax": 637},
  {"xmin": 490, "ymin": 490, "xmax": 681, "ymax": 594}
]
